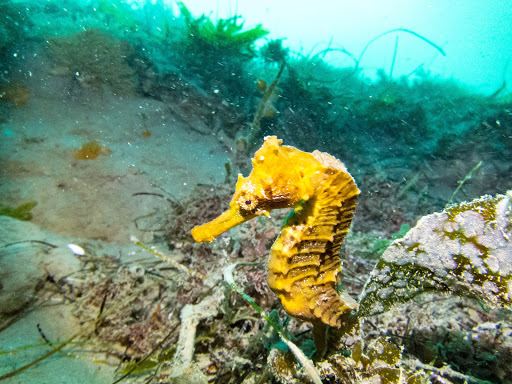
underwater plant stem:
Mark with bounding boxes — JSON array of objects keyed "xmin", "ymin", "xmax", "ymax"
[
  {"xmin": 307, "ymin": 47, "xmax": 359, "ymax": 86},
  {"xmin": 487, "ymin": 80, "xmax": 507, "ymax": 99},
  {"xmin": 223, "ymin": 263, "xmax": 322, "ymax": 384},
  {"xmin": 130, "ymin": 236, "xmax": 204, "ymax": 279},
  {"xmin": 356, "ymin": 28, "xmax": 446, "ymax": 78},
  {"xmin": 323, "ymin": 36, "xmax": 334, "ymax": 59},
  {"xmin": 3, "ymin": 240, "xmax": 58, "ymax": 249},
  {"xmin": 447, "ymin": 161, "xmax": 482, "ymax": 206},
  {"xmin": 410, "ymin": 361, "xmax": 493, "ymax": 384},
  {"xmin": 389, "ymin": 35, "xmax": 399, "ymax": 78},
  {"xmin": 488, "ymin": 56, "xmax": 511, "ymax": 98},
  {"xmin": 0, "ymin": 341, "xmax": 87, "ymax": 355},
  {"xmin": 0, "ymin": 334, "xmax": 78, "ymax": 381},
  {"xmin": 112, "ymin": 325, "xmax": 178, "ymax": 384},
  {"xmin": 311, "ymin": 322, "xmax": 328, "ymax": 360},
  {"xmin": 487, "ymin": 56, "xmax": 509, "ymax": 98},
  {"xmin": 311, "ymin": 47, "xmax": 358, "ymax": 67},
  {"xmin": 246, "ymin": 62, "xmax": 286, "ymax": 146}
]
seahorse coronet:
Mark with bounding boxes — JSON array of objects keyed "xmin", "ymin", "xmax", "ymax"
[{"xmin": 191, "ymin": 136, "xmax": 360, "ymax": 327}]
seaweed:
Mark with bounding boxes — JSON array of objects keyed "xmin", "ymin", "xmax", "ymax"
[
  {"xmin": 260, "ymin": 39, "xmax": 289, "ymax": 65},
  {"xmin": 177, "ymin": 2, "xmax": 268, "ymax": 60},
  {"xmin": 0, "ymin": 335, "xmax": 79, "ymax": 381},
  {"xmin": 175, "ymin": 2, "xmax": 268, "ymax": 97},
  {"xmin": 95, "ymin": 0, "xmax": 139, "ymax": 32},
  {"xmin": 0, "ymin": 201, "xmax": 37, "ymax": 221},
  {"xmin": 354, "ymin": 28, "xmax": 446, "ymax": 78}
]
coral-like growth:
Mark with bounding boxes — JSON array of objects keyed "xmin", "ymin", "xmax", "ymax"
[
  {"xmin": 47, "ymin": 29, "xmax": 135, "ymax": 95},
  {"xmin": 268, "ymin": 336, "xmax": 422, "ymax": 384},
  {"xmin": 359, "ymin": 191, "xmax": 512, "ymax": 316}
]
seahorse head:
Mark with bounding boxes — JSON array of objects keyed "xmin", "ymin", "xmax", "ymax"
[
  {"xmin": 191, "ymin": 136, "xmax": 320, "ymax": 242},
  {"xmin": 190, "ymin": 173, "xmax": 273, "ymax": 243}
]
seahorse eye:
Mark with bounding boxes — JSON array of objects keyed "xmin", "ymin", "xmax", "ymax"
[{"xmin": 241, "ymin": 198, "xmax": 258, "ymax": 213}]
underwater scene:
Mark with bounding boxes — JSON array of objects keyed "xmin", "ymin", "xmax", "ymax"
[{"xmin": 1, "ymin": 0, "xmax": 512, "ymax": 383}]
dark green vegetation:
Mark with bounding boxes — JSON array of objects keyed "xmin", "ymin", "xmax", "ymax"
[
  {"xmin": 175, "ymin": 2, "xmax": 268, "ymax": 96},
  {"xmin": 0, "ymin": 0, "xmax": 30, "ymax": 78},
  {"xmin": 0, "ymin": 201, "xmax": 37, "ymax": 221}
]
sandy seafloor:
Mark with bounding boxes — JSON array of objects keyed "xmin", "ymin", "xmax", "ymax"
[{"xmin": 0, "ymin": 54, "xmax": 230, "ymax": 382}]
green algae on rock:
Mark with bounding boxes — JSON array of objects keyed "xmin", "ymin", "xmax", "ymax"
[
  {"xmin": 359, "ymin": 191, "xmax": 512, "ymax": 316},
  {"xmin": 0, "ymin": 201, "xmax": 37, "ymax": 221}
]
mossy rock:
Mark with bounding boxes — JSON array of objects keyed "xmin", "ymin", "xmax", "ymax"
[{"xmin": 359, "ymin": 191, "xmax": 512, "ymax": 316}]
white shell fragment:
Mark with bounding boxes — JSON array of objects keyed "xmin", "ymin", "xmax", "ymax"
[{"xmin": 67, "ymin": 243, "xmax": 85, "ymax": 256}]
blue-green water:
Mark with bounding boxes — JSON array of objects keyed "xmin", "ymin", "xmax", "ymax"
[{"xmin": 1, "ymin": 1, "xmax": 511, "ymax": 383}]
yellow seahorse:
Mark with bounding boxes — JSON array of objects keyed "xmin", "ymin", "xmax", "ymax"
[{"xmin": 192, "ymin": 136, "xmax": 359, "ymax": 327}]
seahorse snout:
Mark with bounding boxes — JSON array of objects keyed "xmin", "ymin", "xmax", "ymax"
[{"xmin": 191, "ymin": 207, "xmax": 248, "ymax": 243}]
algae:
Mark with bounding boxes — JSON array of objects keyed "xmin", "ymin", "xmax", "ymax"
[{"xmin": 0, "ymin": 201, "xmax": 37, "ymax": 221}]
